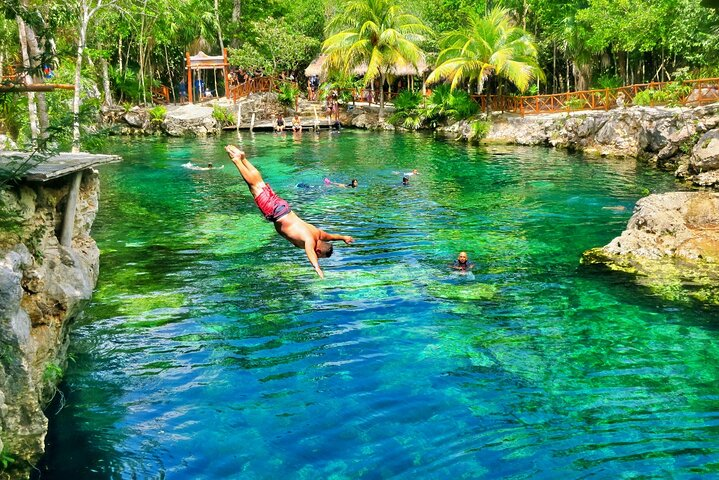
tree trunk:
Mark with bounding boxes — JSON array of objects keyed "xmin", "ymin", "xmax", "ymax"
[
  {"xmin": 101, "ymin": 57, "xmax": 113, "ymax": 106},
  {"xmin": 214, "ymin": 0, "xmax": 224, "ymax": 52},
  {"xmin": 17, "ymin": 16, "xmax": 40, "ymax": 144},
  {"xmin": 231, "ymin": 0, "xmax": 241, "ymax": 47},
  {"xmin": 23, "ymin": 22, "xmax": 50, "ymax": 139},
  {"xmin": 378, "ymin": 71, "xmax": 385, "ymax": 117},
  {"xmin": 164, "ymin": 44, "xmax": 176, "ymax": 103},
  {"xmin": 73, "ymin": 15, "xmax": 88, "ymax": 153}
]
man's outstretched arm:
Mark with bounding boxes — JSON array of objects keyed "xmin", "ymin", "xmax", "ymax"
[
  {"xmin": 304, "ymin": 243, "xmax": 324, "ymax": 279},
  {"xmin": 319, "ymin": 231, "xmax": 354, "ymax": 244}
]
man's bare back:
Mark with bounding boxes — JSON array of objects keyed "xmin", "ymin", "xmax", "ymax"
[{"xmin": 225, "ymin": 145, "xmax": 353, "ymax": 278}]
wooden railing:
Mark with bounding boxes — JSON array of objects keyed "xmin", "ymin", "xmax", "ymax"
[
  {"xmin": 228, "ymin": 76, "xmax": 277, "ymax": 101},
  {"xmin": 516, "ymin": 78, "xmax": 719, "ymax": 115},
  {"xmin": 227, "ymin": 76, "xmax": 719, "ymax": 116},
  {"xmin": 152, "ymin": 85, "xmax": 170, "ymax": 104}
]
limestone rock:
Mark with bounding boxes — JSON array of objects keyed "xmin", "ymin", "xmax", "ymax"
[
  {"xmin": 0, "ymin": 134, "xmax": 17, "ymax": 151},
  {"xmin": 123, "ymin": 108, "xmax": 149, "ymax": 129},
  {"xmin": 689, "ymin": 129, "xmax": 719, "ymax": 173},
  {"xmin": 0, "ymin": 170, "xmax": 101, "ymax": 476},
  {"xmin": 582, "ymin": 192, "xmax": 719, "ymax": 305},
  {"xmin": 163, "ymin": 104, "xmax": 220, "ymax": 136}
]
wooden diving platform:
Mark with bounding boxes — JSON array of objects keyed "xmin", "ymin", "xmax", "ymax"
[
  {"xmin": 0, "ymin": 151, "xmax": 121, "ymax": 247},
  {"xmin": 0, "ymin": 151, "xmax": 121, "ymax": 182}
]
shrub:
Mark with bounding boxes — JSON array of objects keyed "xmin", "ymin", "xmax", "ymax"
[
  {"xmin": 0, "ymin": 447, "xmax": 15, "ymax": 470},
  {"xmin": 633, "ymin": 83, "xmax": 690, "ymax": 107},
  {"xmin": 148, "ymin": 105, "xmax": 167, "ymax": 124},
  {"xmin": 393, "ymin": 89, "xmax": 422, "ymax": 112},
  {"xmin": 633, "ymin": 89, "xmax": 655, "ymax": 106},
  {"xmin": 277, "ymin": 82, "xmax": 300, "ymax": 108},
  {"xmin": 565, "ymin": 98, "xmax": 587, "ymax": 111},
  {"xmin": 468, "ymin": 120, "xmax": 491, "ymax": 143},
  {"xmin": 596, "ymin": 73, "xmax": 623, "ymax": 89},
  {"xmin": 212, "ymin": 105, "xmax": 235, "ymax": 126}
]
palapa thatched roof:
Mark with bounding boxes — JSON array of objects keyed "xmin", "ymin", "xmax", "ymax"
[{"xmin": 304, "ymin": 55, "xmax": 429, "ymax": 80}]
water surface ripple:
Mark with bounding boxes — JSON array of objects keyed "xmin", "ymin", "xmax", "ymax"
[{"xmin": 39, "ymin": 131, "xmax": 719, "ymax": 479}]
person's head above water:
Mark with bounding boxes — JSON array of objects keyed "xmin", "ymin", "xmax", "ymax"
[
  {"xmin": 402, "ymin": 176, "xmax": 409, "ymax": 185},
  {"xmin": 348, "ymin": 179, "xmax": 358, "ymax": 188},
  {"xmin": 208, "ymin": 162, "xmax": 213, "ymax": 168},
  {"xmin": 457, "ymin": 251, "xmax": 469, "ymax": 264},
  {"xmin": 316, "ymin": 240, "xmax": 334, "ymax": 258}
]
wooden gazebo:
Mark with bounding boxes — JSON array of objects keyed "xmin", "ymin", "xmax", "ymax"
[{"xmin": 185, "ymin": 49, "xmax": 230, "ymax": 103}]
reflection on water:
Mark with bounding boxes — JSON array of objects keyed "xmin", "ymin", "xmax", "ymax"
[{"xmin": 38, "ymin": 131, "xmax": 719, "ymax": 479}]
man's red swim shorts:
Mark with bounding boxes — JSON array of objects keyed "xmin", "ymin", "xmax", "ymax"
[{"xmin": 254, "ymin": 183, "xmax": 291, "ymax": 222}]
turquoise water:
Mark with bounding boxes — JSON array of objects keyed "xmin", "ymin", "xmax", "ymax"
[{"xmin": 38, "ymin": 131, "xmax": 719, "ymax": 479}]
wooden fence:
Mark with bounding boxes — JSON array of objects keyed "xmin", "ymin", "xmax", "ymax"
[{"xmin": 226, "ymin": 76, "xmax": 719, "ymax": 116}]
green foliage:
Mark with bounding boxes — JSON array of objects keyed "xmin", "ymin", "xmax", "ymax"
[
  {"xmin": 0, "ymin": 447, "xmax": 15, "ymax": 470},
  {"xmin": 387, "ymin": 90, "xmax": 427, "ymax": 129},
  {"xmin": 323, "ymin": 0, "xmax": 431, "ymax": 111},
  {"xmin": 633, "ymin": 89, "xmax": 655, "ymax": 106},
  {"xmin": 425, "ymin": 84, "xmax": 478, "ymax": 122},
  {"xmin": 392, "ymin": 89, "xmax": 423, "ymax": 112},
  {"xmin": 428, "ymin": 7, "xmax": 543, "ymax": 94},
  {"xmin": 596, "ymin": 73, "xmax": 623, "ymax": 89},
  {"xmin": 468, "ymin": 119, "xmax": 491, "ymax": 142},
  {"xmin": 565, "ymin": 98, "xmax": 587, "ymax": 110},
  {"xmin": 109, "ymin": 66, "xmax": 151, "ymax": 104},
  {"xmin": 0, "ymin": 92, "xmax": 28, "ymax": 144},
  {"xmin": 679, "ymin": 132, "xmax": 701, "ymax": 154},
  {"xmin": 277, "ymin": 82, "xmax": 300, "ymax": 108},
  {"xmin": 43, "ymin": 361, "xmax": 63, "ymax": 383},
  {"xmin": 211, "ymin": 104, "xmax": 235, "ymax": 126},
  {"xmin": 230, "ymin": 17, "xmax": 319, "ymax": 76},
  {"xmin": 228, "ymin": 44, "xmax": 273, "ymax": 73},
  {"xmin": 633, "ymin": 82, "xmax": 692, "ymax": 106},
  {"xmin": 148, "ymin": 105, "xmax": 167, "ymax": 124}
]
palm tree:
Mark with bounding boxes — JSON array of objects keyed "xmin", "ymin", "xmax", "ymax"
[
  {"xmin": 427, "ymin": 7, "xmax": 543, "ymax": 99},
  {"xmin": 322, "ymin": 0, "xmax": 431, "ymax": 117}
]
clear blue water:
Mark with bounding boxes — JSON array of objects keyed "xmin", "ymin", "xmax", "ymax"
[{"xmin": 38, "ymin": 131, "xmax": 719, "ymax": 479}]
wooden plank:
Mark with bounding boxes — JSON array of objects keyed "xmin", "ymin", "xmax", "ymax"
[{"xmin": 0, "ymin": 152, "xmax": 122, "ymax": 182}]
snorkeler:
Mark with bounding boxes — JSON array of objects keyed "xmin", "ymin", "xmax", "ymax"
[
  {"xmin": 450, "ymin": 252, "xmax": 475, "ymax": 272},
  {"xmin": 226, "ymin": 145, "xmax": 354, "ymax": 278}
]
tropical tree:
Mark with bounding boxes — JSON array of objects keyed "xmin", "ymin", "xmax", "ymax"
[
  {"xmin": 322, "ymin": 0, "xmax": 431, "ymax": 117},
  {"xmin": 427, "ymin": 6, "xmax": 543, "ymax": 98}
]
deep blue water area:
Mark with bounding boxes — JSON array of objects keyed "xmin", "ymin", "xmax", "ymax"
[{"xmin": 37, "ymin": 130, "xmax": 719, "ymax": 479}]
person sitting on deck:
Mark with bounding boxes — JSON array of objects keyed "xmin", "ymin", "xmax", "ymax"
[
  {"xmin": 225, "ymin": 145, "xmax": 354, "ymax": 278},
  {"xmin": 450, "ymin": 252, "xmax": 475, "ymax": 272},
  {"xmin": 275, "ymin": 114, "xmax": 285, "ymax": 132},
  {"xmin": 292, "ymin": 115, "xmax": 302, "ymax": 132}
]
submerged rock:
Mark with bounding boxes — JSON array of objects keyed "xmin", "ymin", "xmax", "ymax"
[{"xmin": 582, "ymin": 192, "xmax": 719, "ymax": 305}]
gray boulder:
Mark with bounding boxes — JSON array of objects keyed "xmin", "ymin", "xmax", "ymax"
[
  {"xmin": 123, "ymin": 108, "xmax": 149, "ymax": 129},
  {"xmin": 163, "ymin": 104, "xmax": 220, "ymax": 136},
  {"xmin": 689, "ymin": 129, "xmax": 719, "ymax": 173},
  {"xmin": 582, "ymin": 192, "xmax": 719, "ymax": 304}
]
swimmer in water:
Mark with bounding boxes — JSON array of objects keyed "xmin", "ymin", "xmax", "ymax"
[
  {"xmin": 326, "ymin": 178, "xmax": 358, "ymax": 188},
  {"xmin": 402, "ymin": 176, "xmax": 410, "ymax": 186},
  {"xmin": 183, "ymin": 162, "xmax": 224, "ymax": 171},
  {"xmin": 450, "ymin": 252, "xmax": 474, "ymax": 272}
]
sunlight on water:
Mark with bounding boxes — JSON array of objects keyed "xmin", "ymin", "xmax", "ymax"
[{"xmin": 38, "ymin": 131, "xmax": 719, "ymax": 479}]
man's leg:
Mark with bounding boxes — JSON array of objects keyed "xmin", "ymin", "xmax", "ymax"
[{"xmin": 226, "ymin": 146, "xmax": 265, "ymax": 196}]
